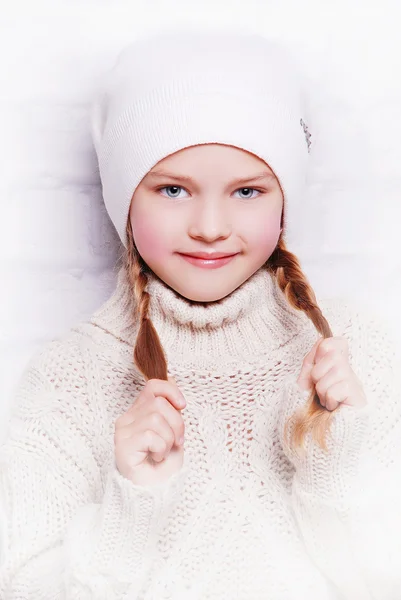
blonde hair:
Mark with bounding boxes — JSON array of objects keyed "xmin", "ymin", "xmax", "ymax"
[{"xmin": 124, "ymin": 217, "xmax": 335, "ymax": 453}]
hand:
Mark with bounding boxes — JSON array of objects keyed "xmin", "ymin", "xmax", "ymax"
[
  {"xmin": 297, "ymin": 336, "xmax": 367, "ymax": 412},
  {"xmin": 114, "ymin": 377, "xmax": 186, "ymax": 486}
]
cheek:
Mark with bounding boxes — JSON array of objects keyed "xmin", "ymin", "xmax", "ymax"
[
  {"xmin": 130, "ymin": 208, "xmax": 170, "ymax": 264},
  {"xmin": 241, "ymin": 210, "xmax": 282, "ymax": 257}
]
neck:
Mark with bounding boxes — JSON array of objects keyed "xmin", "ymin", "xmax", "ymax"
[{"xmin": 90, "ymin": 264, "xmax": 308, "ymax": 368}]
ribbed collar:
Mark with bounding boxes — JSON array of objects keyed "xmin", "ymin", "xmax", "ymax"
[{"xmin": 88, "ymin": 264, "xmax": 308, "ymax": 368}]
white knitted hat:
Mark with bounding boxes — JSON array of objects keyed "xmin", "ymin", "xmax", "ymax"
[{"xmin": 91, "ymin": 29, "xmax": 311, "ymax": 248}]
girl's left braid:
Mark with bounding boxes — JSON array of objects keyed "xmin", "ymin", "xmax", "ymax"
[{"xmin": 268, "ymin": 237, "xmax": 335, "ymax": 451}]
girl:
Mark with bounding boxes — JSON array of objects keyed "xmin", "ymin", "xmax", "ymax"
[{"xmin": 1, "ymin": 29, "xmax": 401, "ymax": 600}]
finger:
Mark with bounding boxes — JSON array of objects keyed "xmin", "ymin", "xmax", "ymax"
[
  {"xmin": 150, "ymin": 396, "xmax": 185, "ymax": 446},
  {"xmin": 134, "ymin": 430, "xmax": 169, "ymax": 464},
  {"xmin": 324, "ymin": 381, "xmax": 351, "ymax": 411},
  {"xmin": 115, "ymin": 409, "xmax": 172, "ymax": 452},
  {"xmin": 310, "ymin": 349, "xmax": 346, "ymax": 384},
  {"xmin": 118, "ymin": 379, "xmax": 186, "ymax": 427},
  {"xmin": 315, "ymin": 367, "xmax": 349, "ymax": 410},
  {"xmin": 117, "ymin": 396, "xmax": 185, "ymax": 446},
  {"xmin": 145, "ymin": 379, "xmax": 186, "ymax": 411},
  {"xmin": 297, "ymin": 338, "xmax": 322, "ymax": 391},
  {"xmin": 315, "ymin": 336, "xmax": 349, "ymax": 364},
  {"xmin": 307, "ymin": 337, "xmax": 323, "ymax": 364},
  {"xmin": 139, "ymin": 412, "xmax": 176, "ymax": 456}
]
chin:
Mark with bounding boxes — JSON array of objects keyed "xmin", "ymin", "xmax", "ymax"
[{"xmin": 172, "ymin": 282, "xmax": 239, "ymax": 303}]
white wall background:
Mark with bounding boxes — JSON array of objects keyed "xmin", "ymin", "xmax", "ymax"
[{"xmin": 1, "ymin": 0, "xmax": 400, "ymax": 441}]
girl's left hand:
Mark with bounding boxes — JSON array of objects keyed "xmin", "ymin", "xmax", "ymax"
[{"xmin": 297, "ymin": 336, "xmax": 368, "ymax": 411}]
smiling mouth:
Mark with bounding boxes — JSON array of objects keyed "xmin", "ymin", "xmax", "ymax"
[{"xmin": 177, "ymin": 252, "xmax": 239, "ymax": 269}]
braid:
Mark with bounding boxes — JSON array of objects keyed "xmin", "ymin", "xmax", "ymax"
[
  {"xmin": 124, "ymin": 219, "xmax": 168, "ymax": 381},
  {"xmin": 268, "ymin": 237, "xmax": 336, "ymax": 452}
]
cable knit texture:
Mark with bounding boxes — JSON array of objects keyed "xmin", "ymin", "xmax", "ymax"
[{"xmin": 1, "ymin": 264, "xmax": 401, "ymax": 600}]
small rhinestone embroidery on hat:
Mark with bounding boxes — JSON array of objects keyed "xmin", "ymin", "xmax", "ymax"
[{"xmin": 300, "ymin": 118, "xmax": 311, "ymax": 153}]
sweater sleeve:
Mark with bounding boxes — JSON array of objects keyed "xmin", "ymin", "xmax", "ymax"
[
  {"xmin": 278, "ymin": 304, "xmax": 401, "ymax": 600},
  {"xmin": 0, "ymin": 342, "xmax": 189, "ymax": 600}
]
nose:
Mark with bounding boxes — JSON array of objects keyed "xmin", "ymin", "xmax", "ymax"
[{"xmin": 188, "ymin": 198, "xmax": 232, "ymax": 243}]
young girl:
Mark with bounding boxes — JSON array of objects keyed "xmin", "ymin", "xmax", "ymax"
[{"xmin": 1, "ymin": 29, "xmax": 401, "ymax": 600}]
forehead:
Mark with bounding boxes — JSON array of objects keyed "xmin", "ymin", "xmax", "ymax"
[{"xmin": 147, "ymin": 143, "xmax": 274, "ymax": 177}]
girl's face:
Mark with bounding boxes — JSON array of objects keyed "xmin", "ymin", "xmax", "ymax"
[{"xmin": 129, "ymin": 144, "xmax": 283, "ymax": 302}]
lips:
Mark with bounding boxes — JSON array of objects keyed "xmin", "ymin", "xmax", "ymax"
[
  {"xmin": 177, "ymin": 251, "xmax": 239, "ymax": 270},
  {"xmin": 180, "ymin": 252, "xmax": 238, "ymax": 259}
]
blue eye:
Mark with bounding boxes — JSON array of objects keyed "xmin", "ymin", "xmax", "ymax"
[
  {"xmin": 159, "ymin": 186, "xmax": 189, "ymax": 199},
  {"xmin": 158, "ymin": 186, "xmax": 262, "ymax": 199},
  {"xmin": 234, "ymin": 188, "xmax": 260, "ymax": 199}
]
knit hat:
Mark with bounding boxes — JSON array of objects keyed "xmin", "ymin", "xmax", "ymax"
[{"xmin": 91, "ymin": 29, "xmax": 311, "ymax": 248}]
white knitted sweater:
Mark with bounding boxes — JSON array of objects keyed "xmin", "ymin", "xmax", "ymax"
[{"xmin": 1, "ymin": 265, "xmax": 401, "ymax": 600}]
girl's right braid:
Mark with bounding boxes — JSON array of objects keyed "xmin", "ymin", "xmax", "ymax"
[{"xmin": 125, "ymin": 219, "xmax": 168, "ymax": 382}]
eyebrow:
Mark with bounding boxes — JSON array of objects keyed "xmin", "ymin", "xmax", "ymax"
[{"xmin": 146, "ymin": 170, "xmax": 276, "ymax": 187}]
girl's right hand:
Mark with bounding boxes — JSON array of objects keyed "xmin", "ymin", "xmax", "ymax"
[{"xmin": 114, "ymin": 377, "xmax": 186, "ymax": 486}]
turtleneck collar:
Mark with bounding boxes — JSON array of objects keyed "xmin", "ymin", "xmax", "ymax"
[{"xmin": 88, "ymin": 263, "xmax": 309, "ymax": 368}]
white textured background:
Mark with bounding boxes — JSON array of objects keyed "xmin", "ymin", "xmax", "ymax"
[{"xmin": 1, "ymin": 1, "xmax": 400, "ymax": 440}]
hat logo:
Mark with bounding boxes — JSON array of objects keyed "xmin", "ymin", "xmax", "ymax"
[{"xmin": 300, "ymin": 118, "xmax": 311, "ymax": 153}]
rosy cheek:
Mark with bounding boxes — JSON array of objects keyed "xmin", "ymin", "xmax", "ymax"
[
  {"xmin": 131, "ymin": 215, "xmax": 163, "ymax": 263},
  {"xmin": 245, "ymin": 215, "xmax": 281, "ymax": 258}
]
